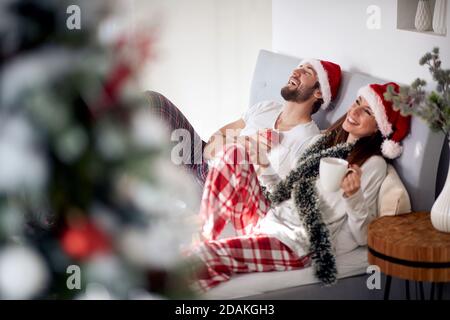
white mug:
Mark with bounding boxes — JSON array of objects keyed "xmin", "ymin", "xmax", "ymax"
[{"xmin": 319, "ymin": 157, "xmax": 355, "ymax": 192}]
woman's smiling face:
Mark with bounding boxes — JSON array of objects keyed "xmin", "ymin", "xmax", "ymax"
[{"xmin": 342, "ymin": 96, "xmax": 378, "ymax": 139}]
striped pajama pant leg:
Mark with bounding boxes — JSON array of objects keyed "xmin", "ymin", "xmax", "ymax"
[
  {"xmin": 191, "ymin": 144, "xmax": 311, "ymax": 292},
  {"xmin": 144, "ymin": 90, "xmax": 209, "ymax": 188}
]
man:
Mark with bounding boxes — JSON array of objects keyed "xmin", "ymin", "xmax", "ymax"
[{"xmin": 145, "ymin": 58, "xmax": 341, "ymax": 188}]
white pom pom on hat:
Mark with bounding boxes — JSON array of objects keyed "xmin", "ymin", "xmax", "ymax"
[{"xmin": 381, "ymin": 139, "xmax": 403, "ymax": 160}]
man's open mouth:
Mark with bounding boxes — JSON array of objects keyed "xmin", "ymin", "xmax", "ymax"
[{"xmin": 289, "ymin": 78, "xmax": 299, "ymax": 86}]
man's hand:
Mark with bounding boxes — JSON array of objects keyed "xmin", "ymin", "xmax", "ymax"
[
  {"xmin": 246, "ymin": 129, "xmax": 275, "ymax": 168},
  {"xmin": 203, "ymin": 130, "xmax": 242, "ymax": 160},
  {"xmin": 203, "ymin": 119, "xmax": 245, "ymax": 161},
  {"xmin": 203, "ymin": 124, "xmax": 276, "ymax": 169}
]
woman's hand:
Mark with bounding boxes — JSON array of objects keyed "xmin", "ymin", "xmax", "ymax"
[{"xmin": 341, "ymin": 164, "xmax": 362, "ymax": 198}]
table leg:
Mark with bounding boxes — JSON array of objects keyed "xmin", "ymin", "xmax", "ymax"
[
  {"xmin": 405, "ymin": 280, "xmax": 410, "ymax": 300},
  {"xmin": 430, "ymin": 283, "xmax": 435, "ymax": 300},
  {"xmin": 437, "ymin": 283, "xmax": 443, "ymax": 300},
  {"xmin": 384, "ymin": 275, "xmax": 392, "ymax": 300},
  {"xmin": 419, "ymin": 282, "xmax": 425, "ymax": 300}
]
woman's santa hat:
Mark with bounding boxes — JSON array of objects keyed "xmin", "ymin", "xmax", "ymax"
[
  {"xmin": 357, "ymin": 82, "xmax": 411, "ymax": 159},
  {"xmin": 298, "ymin": 58, "xmax": 342, "ymax": 110}
]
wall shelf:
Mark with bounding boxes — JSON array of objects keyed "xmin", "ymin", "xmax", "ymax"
[
  {"xmin": 399, "ymin": 27, "xmax": 447, "ymax": 37},
  {"xmin": 397, "ymin": 0, "xmax": 447, "ymax": 37}
]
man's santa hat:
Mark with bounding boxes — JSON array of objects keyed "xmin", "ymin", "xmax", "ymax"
[
  {"xmin": 357, "ymin": 82, "xmax": 411, "ymax": 159},
  {"xmin": 298, "ymin": 58, "xmax": 342, "ymax": 109}
]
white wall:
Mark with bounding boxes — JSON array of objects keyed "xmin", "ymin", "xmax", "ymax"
[
  {"xmin": 131, "ymin": 0, "xmax": 272, "ymax": 140},
  {"xmin": 273, "ymin": 0, "xmax": 450, "ymax": 87}
]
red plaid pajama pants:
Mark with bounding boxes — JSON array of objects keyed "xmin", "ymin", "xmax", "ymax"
[{"xmin": 191, "ymin": 144, "xmax": 311, "ymax": 292}]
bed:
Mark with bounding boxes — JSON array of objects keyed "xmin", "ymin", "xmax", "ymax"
[{"xmin": 203, "ymin": 50, "xmax": 446, "ymax": 300}]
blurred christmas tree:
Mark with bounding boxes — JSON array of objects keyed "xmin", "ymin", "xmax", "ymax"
[{"xmin": 0, "ymin": 0, "xmax": 200, "ymax": 299}]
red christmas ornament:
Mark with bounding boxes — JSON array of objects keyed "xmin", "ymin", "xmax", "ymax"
[
  {"xmin": 60, "ymin": 219, "xmax": 111, "ymax": 260},
  {"xmin": 91, "ymin": 31, "xmax": 156, "ymax": 118}
]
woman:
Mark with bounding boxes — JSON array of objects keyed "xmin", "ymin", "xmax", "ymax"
[{"xmin": 189, "ymin": 83, "xmax": 411, "ymax": 292}]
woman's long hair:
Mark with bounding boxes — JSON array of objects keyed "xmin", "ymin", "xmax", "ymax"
[{"xmin": 324, "ymin": 114, "xmax": 384, "ymax": 167}]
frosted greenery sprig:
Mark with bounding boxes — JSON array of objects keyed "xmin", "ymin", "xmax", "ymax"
[{"xmin": 384, "ymin": 47, "xmax": 450, "ymax": 135}]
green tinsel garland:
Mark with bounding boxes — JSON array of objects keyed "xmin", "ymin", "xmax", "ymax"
[{"xmin": 264, "ymin": 132, "xmax": 355, "ymax": 285}]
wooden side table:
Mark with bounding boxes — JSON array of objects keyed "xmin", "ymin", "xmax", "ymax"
[{"xmin": 368, "ymin": 211, "xmax": 450, "ymax": 300}]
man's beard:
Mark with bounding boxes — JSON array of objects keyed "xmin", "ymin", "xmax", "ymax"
[{"xmin": 280, "ymin": 84, "xmax": 316, "ymax": 103}]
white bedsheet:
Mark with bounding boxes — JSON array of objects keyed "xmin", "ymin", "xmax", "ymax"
[{"xmin": 204, "ymin": 246, "xmax": 369, "ymax": 299}]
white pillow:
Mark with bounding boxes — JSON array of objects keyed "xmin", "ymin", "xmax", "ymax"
[{"xmin": 377, "ymin": 164, "xmax": 411, "ymax": 216}]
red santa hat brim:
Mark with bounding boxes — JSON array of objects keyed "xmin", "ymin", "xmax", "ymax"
[{"xmin": 357, "ymin": 85, "xmax": 393, "ymax": 137}]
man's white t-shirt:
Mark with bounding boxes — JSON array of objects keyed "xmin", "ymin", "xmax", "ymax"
[{"xmin": 239, "ymin": 101, "xmax": 320, "ymax": 186}]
